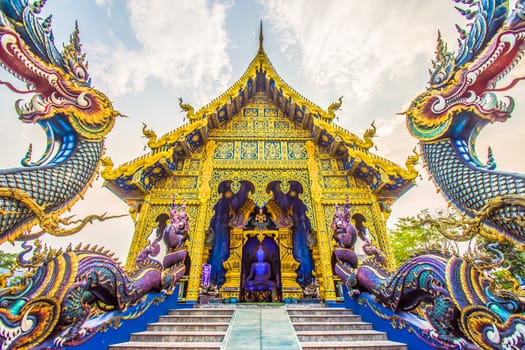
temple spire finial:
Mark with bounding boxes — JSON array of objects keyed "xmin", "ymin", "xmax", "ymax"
[{"xmin": 258, "ymin": 20, "xmax": 264, "ymax": 53}]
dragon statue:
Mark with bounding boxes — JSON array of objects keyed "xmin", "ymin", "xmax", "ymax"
[
  {"xmin": 331, "ymin": 201, "xmax": 525, "ymax": 348},
  {"xmin": 0, "ymin": 200, "xmax": 189, "ymax": 350},
  {"xmin": 336, "ymin": 1, "xmax": 525, "ymax": 349},
  {"xmin": 325, "ymin": 96, "xmax": 343, "ymax": 121},
  {"xmin": 178, "ymin": 97, "xmax": 197, "ymax": 122},
  {"xmin": 405, "ymin": 0, "xmax": 525, "ymax": 243},
  {"xmin": 162, "ymin": 202, "xmax": 190, "ymax": 270},
  {"xmin": 331, "ymin": 200, "xmax": 385, "ymax": 285},
  {"xmin": 0, "ymin": 1, "xmax": 189, "ymax": 349},
  {"xmin": 0, "ymin": 224, "xmax": 187, "ymax": 350},
  {"xmin": 0, "ymin": 0, "xmax": 120, "ymax": 244}
]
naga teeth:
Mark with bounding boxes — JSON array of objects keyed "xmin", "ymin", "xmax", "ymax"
[
  {"xmin": 431, "ymin": 95, "xmax": 447, "ymax": 113},
  {"xmin": 77, "ymin": 92, "xmax": 89, "ymax": 107},
  {"xmin": 475, "ymin": 93, "xmax": 513, "ymax": 112},
  {"xmin": 14, "ymin": 91, "xmax": 75, "ymax": 116},
  {"xmin": 480, "ymin": 92, "xmax": 498, "ymax": 110},
  {"xmin": 31, "ymin": 94, "xmax": 46, "ymax": 112},
  {"xmin": 465, "ymin": 91, "xmax": 476, "ymax": 103},
  {"xmin": 504, "ymin": 96, "xmax": 515, "ymax": 113},
  {"xmin": 50, "ymin": 92, "xmax": 63, "ymax": 105},
  {"xmin": 500, "ymin": 33, "xmax": 517, "ymax": 55},
  {"xmin": 487, "ymin": 325, "xmax": 501, "ymax": 344},
  {"xmin": 487, "ymin": 32, "xmax": 525, "ymax": 88},
  {"xmin": 0, "ymin": 33, "xmax": 16, "ymax": 55}
]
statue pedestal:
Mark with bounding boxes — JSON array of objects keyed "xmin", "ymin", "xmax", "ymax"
[{"xmin": 243, "ymin": 290, "xmax": 273, "ymax": 302}]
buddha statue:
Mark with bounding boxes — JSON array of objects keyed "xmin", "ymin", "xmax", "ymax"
[{"xmin": 245, "ymin": 245, "xmax": 273, "ymax": 291}]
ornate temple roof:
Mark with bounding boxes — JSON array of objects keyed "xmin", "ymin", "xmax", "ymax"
[{"xmin": 102, "ymin": 24, "xmax": 418, "ymax": 202}]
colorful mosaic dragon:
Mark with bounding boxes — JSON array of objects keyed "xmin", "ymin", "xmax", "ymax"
[
  {"xmin": 333, "ymin": 208, "xmax": 525, "ymax": 348},
  {"xmin": 405, "ymin": 0, "xmax": 525, "ymax": 243},
  {"xmin": 0, "ymin": 0, "xmax": 119, "ymax": 244},
  {"xmin": 336, "ymin": 1, "xmax": 525, "ymax": 349},
  {"xmin": 0, "ymin": 200, "xmax": 188, "ymax": 350},
  {"xmin": 0, "ymin": 1, "xmax": 189, "ymax": 349},
  {"xmin": 0, "ymin": 237, "xmax": 186, "ymax": 349},
  {"xmin": 403, "ymin": 0, "xmax": 525, "ymax": 346}
]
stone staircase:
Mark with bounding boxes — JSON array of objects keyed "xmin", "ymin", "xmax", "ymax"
[
  {"xmin": 287, "ymin": 306, "xmax": 407, "ymax": 350},
  {"xmin": 109, "ymin": 307, "xmax": 234, "ymax": 350},
  {"xmin": 108, "ymin": 304, "xmax": 407, "ymax": 350}
]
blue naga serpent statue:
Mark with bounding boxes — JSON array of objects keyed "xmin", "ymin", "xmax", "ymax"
[
  {"xmin": 0, "ymin": 238, "xmax": 186, "ymax": 350},
  {"xmin": 0, "ymin": 1, "xmax": 187, "ymax": 349},
  {"xmin": 0, "ymin": 0, "xmax": 120, "ymax": 244},
  {"xmin": 406, "ymin": 0, "xmax": 525, "ymax": 243},
  {"xmin": 334, "ymin": 1, "xmax": 525, "ymax": 349}
]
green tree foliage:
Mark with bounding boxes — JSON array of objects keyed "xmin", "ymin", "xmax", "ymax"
[
  {"xmin": 388, "ymin": 209, "xmax": 460, "ymax": 266},
  {"xmin": 478, "ymin": 238, "xmax": 525, "ymax": 289},
  {"xmin": 0, "ymin": 250, "xmax": 16, "ymax": 270},
  {"xmin": 495, "ymin": 241, "xmax": 525, "ymax": 280},
  {"xmin": 389, "ymin": 209, "xmax": 525, "ymax": 289},
  {"xmin": 0, "ymin": 250, "xmax": 20, "ymax": 287}
]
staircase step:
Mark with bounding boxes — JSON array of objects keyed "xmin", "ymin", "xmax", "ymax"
[
  {"xmin": 130, "ymin": 331, "xmax": 225, "ymax": 342},
  {"xmin": 289, "ymin": 314, "xmax": 362, "ymax": 322},
  {"xmin": 293, "ymin": 321, "xmax": 373, "ymax": 331},
  {"xmin": 167, "ymin": 309, "xmax": 234, "ymax": 315},
  {"xmin": 109, "ymin": 307, "xmax": 233, "ymax": 349},
  {"xmin": 300, "ymin": 340, "xmax": 408, "ymax": 350},
  {"xmin": 109, "ymin": 341, "xmax": 222, "ymax": 350},
  {"xmin": 223, "ymin": 308, "xmax": 301, "ymax": 349},
  {"xmin": 110, "ymin": 304, "xmax": 408, "ymax": 349},
  {"xmin": 158, "ymin": 315, "xmax": 232, "ymax": 323},
  {"xmin": 287, "ymin": 308, "xmax": 353, "ymax": 315},
  {"xmin": 146, "ymin": 322, "xmax": 230, "ymax": 332},
  {"xmin": 296, "ymin": 330, "xmax": 388, "ymax": 342}
]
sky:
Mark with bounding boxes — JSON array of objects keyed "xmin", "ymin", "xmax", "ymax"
[{"xmin": 0, "ymin": 0, "xmax": 523, "ymax": 260}]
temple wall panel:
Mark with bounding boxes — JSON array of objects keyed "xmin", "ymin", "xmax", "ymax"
[{"xmin": 210, "ymin": 168, "xmax": 312, "ymax": 210}]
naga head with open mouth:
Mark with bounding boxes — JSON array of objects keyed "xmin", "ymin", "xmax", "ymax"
[
  {"xmin": 0, "ymin": 1, "xmax": 118, "ymax": 141},
  {"xmin": 0, "ymin": 1, "xmax": 121, "ymax": 243},
  {"xmin": 406, "ymin": 0, "xmax": 525, "ymax": 141}
]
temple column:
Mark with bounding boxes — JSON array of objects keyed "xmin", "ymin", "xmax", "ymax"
[
  {"xmin": 186, "ymin": 141, "xmax": 216, "ymax": 302},
  {"xmin": 221, "ymin": 228, "xmax": 244, "ymax": 300},
  {"xmin": 279, "ymin": 228, "xmax": 303, "ymax": 300},
  {"xmin": 370, "ymin": 200, "xmax": 396, "ymax": 270},
  {"xmin": 125, "ymin": 195, "xmax": 152, "ymax": 269},
  {"xmin": 305, "ymin": 141, "xmax": 336, "ymax": 302}
]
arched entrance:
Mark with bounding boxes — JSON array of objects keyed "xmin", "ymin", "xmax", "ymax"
[
  {"xmin": 240, "ymin": 236, "xmax": 281, "ymax": 302},
  {"xmin": 221, "ymin": 228, "xmax": 303, "ymax": 302}
]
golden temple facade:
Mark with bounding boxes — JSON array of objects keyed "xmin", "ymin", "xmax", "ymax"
[{"xmin": 102, "ymin": 27, "xmax": 418, "ymax": 303}]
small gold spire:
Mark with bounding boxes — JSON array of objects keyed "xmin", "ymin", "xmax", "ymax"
[{"xmin": 258, "ymin": 20, "xmax": 264, "ymax": 53}]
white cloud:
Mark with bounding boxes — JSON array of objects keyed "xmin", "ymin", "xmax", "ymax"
[
  {"xmin": 95, "ymin": 0, "xmax": 109, "ymax": 7},
  {"xmin": 374, "ymin": 117, "xmax": 404, "ymax": 138},
  {"xmin": 94, "ymin": 0, "xmax": 113, "ymax": 17},
  {"xmin": 258, "ymin": 0, "xmax": 460, "ymax": 105},
  {"xmin": 88, "ymin": 0, "xmax": 232, "ymax": 104}
]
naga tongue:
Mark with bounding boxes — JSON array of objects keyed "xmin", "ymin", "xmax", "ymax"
[
  {"xmin": 0, "ymin": 79, "xmax": 34, "ymax": 94},
  {"xmin": 486, "ymin": 75, "xmax": 525, "ymax": 92}
]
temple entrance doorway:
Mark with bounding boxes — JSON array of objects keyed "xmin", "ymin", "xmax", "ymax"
[
  {"xmin": 241, "ymin": 236, "xmax": 281, "ymax": 302},
  {"xmin": 207, "ymin": 180, "xmax": 311, "ymax": 302},
  {"xmin": 220, "ymin": 228, "xmax": 303, "ymax": 302}
]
